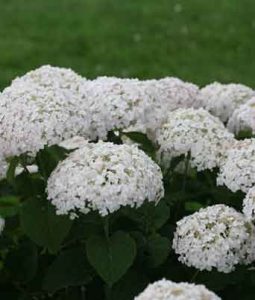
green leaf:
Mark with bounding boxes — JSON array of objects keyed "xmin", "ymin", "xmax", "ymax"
[
  {"xmin": 20, "ymin": 197, "xmax": 72, "ymax": 253},
  {"xmin": 0, "ymin": 196, "xmax": 20, "ymax": 217},
  {"xmin": 123, "ymin": 200, "xmax": 170, "ymax": 232},
  {"xmin": 143, "ymin": 234, "xmax": 170, "ymax": 268},
  {"xmin": 86, "ymin": 231, "xmax": 136, "ymax": 286},
  {"xmin": 36, "ymin": 145, "xmax": 69, "ymax": 179},
  {"xmin": 14, "ymin": 172, "xmax": 45, "ymax": 198},
  {"xmin": 122, "ymin": 132, "xmax": 156, "ymax": 159},
  {"xmin": 43, "ymin": 247, "xmax": 94, "ymax": 293}
]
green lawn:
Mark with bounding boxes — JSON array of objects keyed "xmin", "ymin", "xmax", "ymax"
[{"xmin": 0, "ymin": 0, "xmax": 254, "ymax": 89}]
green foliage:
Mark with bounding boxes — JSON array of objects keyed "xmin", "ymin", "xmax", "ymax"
[
  {"xmin": 0, "ymin": 133, "xmax": 254, "ymax": 299},
  {"xmin": 86, "ymin": 231, "xmax": 136, "ymax": 286},
  {"xmin": 43, "ymin": 247, "xmax": 94, "ymax": 292},
  {"xmin": 20, "ymin": 196, "xmax": 72, "ymax": 253}
]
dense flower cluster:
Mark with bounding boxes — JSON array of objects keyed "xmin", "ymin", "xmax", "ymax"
[
  {"xmin": 47, "ymin": 142, "xmax": 164, "ymax": 217},
  {"xmin": 217, "ymin": 139, "xmax": 255, "ymax": 193},
  {"xmin": 172, "ymin": 204, "xmax": 254, "ymax": 273},
  {"xmin": 227, "ymin": 97, "xmax": 255, "ymax": 135},
  {"xmin": 11, "ymin": 65, "xmax": 85, "ymax": 90},
  {"xmin": 134, "ymin": 279, "xmax": 221, "ymax": 300},
  {"xmin": 0, "ymin": 78, "xmax": 91, "ymax": 159},
  {"xmin": 197, "ymin": 82, "xmax": 254, "ymax": 122},
  {"xmin": 155, "ymin": 108, "xmax": 235, "ymax": 171},
  {"xmin": 82, "ymin": 76, "xmax": 152, "ymax": 138}
]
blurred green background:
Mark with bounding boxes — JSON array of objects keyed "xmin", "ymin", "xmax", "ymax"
[{"xmin": 0, "ymin": 0, "xmax": 254, "ymax": 89}]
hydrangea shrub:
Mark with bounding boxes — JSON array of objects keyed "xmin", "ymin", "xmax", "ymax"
[{"xmin": 0, "ymin": 66, "xmax": 255, "ymax": 300}]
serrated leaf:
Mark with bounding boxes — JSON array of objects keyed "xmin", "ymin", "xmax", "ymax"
[
  {"xmin": 20, "ymin": 197, "xmax": 72, "ymax": 253},
  {"xmin": 86, "ymin": 231, "xmax": 136, "ymax": 286},
  {"xmin": 43, "ymin": 247, "xmax": 94, "ymax": 293}
]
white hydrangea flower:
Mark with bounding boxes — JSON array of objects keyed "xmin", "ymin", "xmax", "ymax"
[
  {"xmin": 81, "ymin": 76, "xmax": 152, "ymax": 139},
  {"xmin": 0, "ymin": 80, "xmax": 92, "ymax": 159},
  {"xmin": 47, "ymin": 142, "xmax": 164, "ymax": 217},
  {"xmin": 227, "ymin": 97, "xmax": 255, "ymax": 135},
  {"xmin": 155, "ymin": 108, "xmax": 235, "ymax": 171},
  {"xmin": 83, "ymin": 76, "xmax": 199, "ymax": 140},
  {"xmin": 172, "ymin": 204, "xmax": 254, "ymax": 273},
  {"xmin": 11, "ymin": 65, "xmax": 85, "ymax": 90},
  {"xmin": 134, "ymin": 279, "xmax": 221, "ymax": 300},
  {"xmin": 217, "ymin": 139, "xmax": 255, "ymax": 193},
  {"xmin": 198, "ymin": 82, "xmax": 254, "ymax": 122},
  {"xmin": 243, "ymin": 186, "xmax": 255, "ymax": 221},
  {"xmin": 0, "ymin": 217, "xmax": 5, "ymax": 234}
]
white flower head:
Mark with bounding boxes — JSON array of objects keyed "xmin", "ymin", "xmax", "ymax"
[
  {"xmin": 12, "ymin": 65, "xmax": 85, "ymax": 90},
  {"xmin": 47, "ymin": 142, "xmax": 164, "ymax": 217},
  {"xmin": 155, "ymin": 108, "xmax": 235, "ymax": 171},
  {"xmin": 0, "ymin": 79, "xmax": 92, "ymax": 159},
  {"xmin": 0, "ymin": 217, "xmax": 5, "ymax": 234},
  {"xmin": 227, "ymin": 97, "xmax": 255, "ymax": 135},
  {"xmin": 217, "ymin": 139, "xmax": 255, "ymax": 193},
  {"xmin": 82, "ymin": 76, "xmax": 153, "ymax": 139},
  {"xmin": 134, "ymin": 279, "xmax": 221, "ymax": 300},
  {"xmin": 173, "ymin": 204, "xmax": 254, "ymax": 273},
  {"xmin": 198, "ymin": 82, "xmax": 254, "ymax": 122}
]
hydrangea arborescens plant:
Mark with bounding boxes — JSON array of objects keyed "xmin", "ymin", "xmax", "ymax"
[
  {"xmin": 134, "ymin": 279, "xmax": 221, "ymax": 300},
  {"xmin": 1, "ymin": 65, "xmax": 255, "ymax": 300},
  {"xmin": 47, "ymin": 141, "xmax": 164, "ymax": 218},
  {"xmin": 155, "ymin": 108, "xmax": 235, "ymax": 171}
]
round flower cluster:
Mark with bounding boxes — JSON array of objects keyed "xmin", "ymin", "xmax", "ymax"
[
  {"xmin": 172, "ymin": 204, "xmax": 254, "ymax": 273},
  {"xmin": 134, "ymin": 279, "xmax": 221, "ymax": 300},
  {"xmin": 197, "ymin": 82, "xmax": 254, "ymax": 122},
  {"xmin": 82, "ymin": 76, "xmax": 153, "ymax": 139},
  {"xmin": 0, "ymin": 217, "xmax": 5, "ymax": 234},
  {"xmin": 227, "ymin": 97, "xmax": 255, "ymax": 135},
  {"xmin": 47, "ymin": 142, "xmax": 164, "ymax": 218},
  {"xmin": 217, "ymin": 139, "xmax": 255, "ymax": 193},
  {"xmin": 11, "ymin": 65, "xmax": 85, "ymax": 90},
  {"xmin": 155, "ymin": 108, "xmax": 235, "ymax": 171},
  {"xmin": 243, "ymin": 186, "xmax": 255, "ymax": 221},
  {"xmin": 0, "ymin": 79, "xmax": 92, "ymax": 158}
]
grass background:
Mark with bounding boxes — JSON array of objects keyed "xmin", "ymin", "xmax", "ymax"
[{"xmin": 0, "ymin": 0, "xmax": 254, "ymax": 89}]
